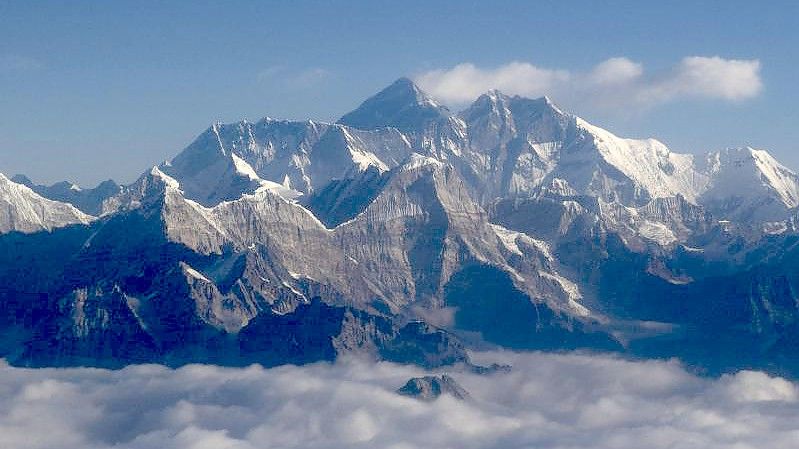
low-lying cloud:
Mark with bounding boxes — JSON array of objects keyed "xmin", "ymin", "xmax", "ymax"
[
  {"xmin": 1, "ymin": 351, "xmax": 797, "ymax": 449},
  {"xmin": 415, "ymin": 56, "xmax": 762, "ymax": 111}
]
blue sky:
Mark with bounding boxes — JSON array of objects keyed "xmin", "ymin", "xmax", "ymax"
[{"xmin": 1, "ymin": 0, "xmax": 797, "ymax": 185}]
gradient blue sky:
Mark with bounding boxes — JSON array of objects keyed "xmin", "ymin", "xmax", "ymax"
[{"xmin": 1, "ymin": 0, "xmax": 797, "ymax": 186}]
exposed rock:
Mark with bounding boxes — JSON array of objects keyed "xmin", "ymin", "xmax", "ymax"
[
  {"xmin": 4, "ymin": 78, "xmax": 799, "ymax": 377},
  {"xmin": 11, "ymin": 175, "xmax": 121, "ymax": 216},
  {"xmin": 0, "ymin": 173, "xmax": 94, "ymax": 234},
  {"xmin": 397, "ymin": 374, "xmax": 469, "ymax": 401}
]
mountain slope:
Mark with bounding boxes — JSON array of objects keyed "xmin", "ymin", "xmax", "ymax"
[
  {"xmin": 338, "ymin": 77, "xmax": 452, "ymax": 133},
  {"xmin": 161, "ymin": 118, "xmax": 416, "ymax": 201},
  {"xmin": 158, "ymin": 123, "xmax": 272, "ymax": 206},
  {"xmin": 11, "ymin": 175, "xmax": 121, "ymax": 216},
  {"xmin": 459, "ymin": 92, "xmax": 572, "ymax": 200},
  {"xmin": 150, "ymin": 153, "xmax": 593, "ymax": 320},
  {"xmin": 339, "ymin": 77, "xmax": 468, "ymax": 160},
  {"xmin": 459, "ymin": 90, "xmax": 706, "ymax": 206},
  {"xmin": 4, "ymin": 77, "xmax": 799, "ymax": 376},
  {"xmin": 0, "ymin": 173, "xmax": 94, "ymax": 234},
  {"xmin": 700, "ymin": 147, "xmax": 799, "ymax": 222},
  {"xmin": 0, "ymin": 169, "xmax": 471, "ymax": 368}
]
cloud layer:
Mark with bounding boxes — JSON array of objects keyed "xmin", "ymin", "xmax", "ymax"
[
  {"xmin": 415, "ymin": 56, "xmax": 762, "ymax": 111},
  {"xmin": 1, "ymin": 352, "xmax": 797, "ymax": 449}
]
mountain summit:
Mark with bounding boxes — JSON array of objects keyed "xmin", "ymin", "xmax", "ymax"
[
  {"xmin": 3, "ymin": 78, "xmax": 799, "ymax": 376},
  {"xmin": 700, "ymin": 147, "xmax": 799, "ymax": 221},
  {"xmin": 338, "ymin": 77, "xmax": 452, "ymax": 132},
  {"xmin": 0, "ymin": 173, "xmax": 93, "ymax": 233}
]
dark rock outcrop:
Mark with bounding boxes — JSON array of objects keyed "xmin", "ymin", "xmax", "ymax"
[{"xmin": 397, "ymin": 374, "xmax": 470, "ymax": 401}]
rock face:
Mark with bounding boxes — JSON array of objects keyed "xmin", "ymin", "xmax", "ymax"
[
  {"xmin": 157, "ymin": 118, "xmax": 413, "ymax": 202},
  {"xmin": 11, "ymin": 175, "xmax": 121, "ymax": 216},
  {"xmin": 397, "ymin": 374, "xmax": 469, "ymax": 401},
  {"xmin": 3, "ymin": 78, "xmax": 799, "ymax": 376},
  {"xmin": 0, "ymin": 173, "xmax": 94, "ymax": 233}
]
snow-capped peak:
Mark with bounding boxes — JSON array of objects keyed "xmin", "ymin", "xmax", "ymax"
[
  {"xmin": 571, "ymin": 117, "xmax": 706, "ymax": 203},
  {"xmin": 337, "ymin": 77, "xmax": 451, "ymax": 132},
  {"xmin": 464, "ymin": 91, "xmax": 564, "ymax": 121},
  {"xmin": 149, "ymin": 166, "xmax": 181, "ymax": 190},
  {"xmin": 0, "ymin": 172, "xmax": 94, "ymax": 234},
  {"xmin": 381, "ymin": 77, "xmax": 442, "ymax": 108},
  {"xmin": 458, "ymin": 91, "xmax": 706, "ymax": 204},
  {"xmin": 709, "ymin": 147, "xmax": 799, "ymax": 206},
  {"xmin": 699, "ymin": 147, "xmax": 799, "ymax": 221},
  {"xmin": 747, "ymin": 148, "xmax": 799, "ymax": 207},
  {"xmin": 463, "ymin": 90, "xmax": 514, "ymax": 120}
]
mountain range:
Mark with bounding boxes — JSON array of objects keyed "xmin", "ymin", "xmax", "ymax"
[{"xmin": 3, "ymin": 77, "xmax": 799, "ymax": 375}]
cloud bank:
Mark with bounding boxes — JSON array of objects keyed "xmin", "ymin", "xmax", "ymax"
[
  {"xmin": 1, "ymin": 352, "xmax": 797, "ymax": 449},
  {"xmin": 415, "ymin": 56, "xmax": 762, "ymax": 111}
]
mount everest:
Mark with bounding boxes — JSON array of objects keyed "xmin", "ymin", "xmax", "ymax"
[{"xmin": 2, "ymin": 77, "xmax": 799, "ymax": 375}]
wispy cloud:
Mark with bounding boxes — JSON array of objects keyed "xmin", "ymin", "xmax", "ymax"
[
  {"xmin": 257, "ymin": 66, "xmax": 332, "ymax": 89},
  {"xmin": 0, "ymin": 352, "xmax": 796, "ymax": 449},
  {"xmin": 415, "ymin": 56, "xmax": 762, "ymax": 111}
]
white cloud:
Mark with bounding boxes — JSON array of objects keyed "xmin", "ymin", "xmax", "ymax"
[
  {"xmin": 587, "ymin": 57, "xmax": 644, "ymax": 86},
  {"xmin": 652, "ymin": 56, "xmax": 762, "ymax": 102},
  {"xmin": 415, "ymin": 56, "xmax": 762, "ymax": 111},
  {"xmin": 415, "ymin": 62, "xmax": 569, "ymax": 104},
  {"xmin": 0, "ymin": 352, "xmax": 797, "ymax": 449}
]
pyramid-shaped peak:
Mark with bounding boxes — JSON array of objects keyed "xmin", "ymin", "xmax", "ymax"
[
  {"xmin": 384, "ymin": 77, "xmax": 436, "ymax": 103},
  {"xmin": 338, "ymin": 77, "xmax": 450, "ymax": 132}
]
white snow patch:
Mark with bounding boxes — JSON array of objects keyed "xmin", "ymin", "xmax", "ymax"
[
  {"xmin": 231, "ymin": 153, "xmax": 261, "ymax": 181},
  {"xmin": 680, "ymin": 245, "xmax": 705, "ymax": 253},
  {"xmin": 181, "ymin": 263, "xmax": 211, "ymax": 283},
  {"xmin": 341, "ymin": 127, "xmax": 390, "ymax": 172},
  {"xmin": 0, "ymin": 173, "xmax": 94, "ymax": 233},
  {"xmin": 763, "ymin": 221, "xmax": 789, "ymax": 235},
  {"xmin": 539, "ymin": 271, "xmax": 591, "ymax": 317},
  {"xmin": 254, "ymin": 179, "xmax": 304, "ymax": 201},
  {"xmin": 401, "ymin": 153, "xmax": 445, "ymax": 172},
  {"xmin": 637, "ymin": 220, "xmax": 677, "ymax": 246},
  {"xmin": 281, "ymin": 281, "xmax": 306, "ymax": 298},
  {"xmin": 149, "ymin": 166, "xmax": 181, "ymax": 190},
  {"xmin": 491, "ymin": 224, "xmax": 524, "ymax": 256},
  {"xmin": 575, "ymin": 118, "xmax": 707, "ymax": 203}
]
